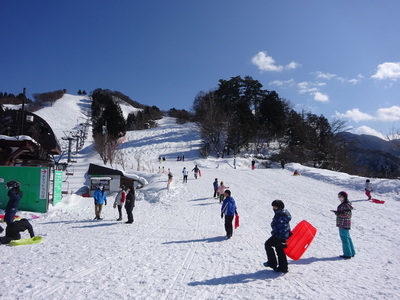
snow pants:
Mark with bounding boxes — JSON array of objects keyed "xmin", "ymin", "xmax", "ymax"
[
  {"xmin": 224, "ymin": 215, "xmax": 234, "ymax": 238},
  {"xmin": 117, "ymin": 205, "xmax": 123, "ymax": 220},
  {"xmin": 95, "ymin": 204, "xmax": 103, "ymax": 219},
  {"xmin": 339, "ymin": 228, "xmax": 355, "ymax": 257},
  {"xmin": 125, "ymin": 202, "xmax": 134, "ymax": 223},
  {"xmin": 265, "ymin": 236, "xmax": 288, "ymax": 271},
  {"xmin": 213, "ymin": 188, "xmax": 218, "ymax": 198},
  {"xmin": 365, "ymin": 190, "xmax": 371, "ymax": 200}
]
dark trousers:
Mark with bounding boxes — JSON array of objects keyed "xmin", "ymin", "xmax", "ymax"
[
  {"xmin": 117, "ymin": 205, "xmax": 122, "ymax": 219},
  {"xmin": 213, "ymin": 189, "xmax": 218, "ymax": 197},
  {"xmin": 125, "ymin": 204, "xmax": 134, "ymax": 223},
  {"xmin": 183, "ymin": 175, "xmax": 188, "ymax": 183},
  {"xmin": 265, "ymin": 236, "xmax": 288, "ymax": 270},
  {"xmin": 224, "ymin": 215, "xmax": 234, "ymax": 237}
]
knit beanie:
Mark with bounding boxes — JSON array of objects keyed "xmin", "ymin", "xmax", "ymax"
[{"xmin": 338, "ymin": 191, "xmax": 348, "ymax": 201}]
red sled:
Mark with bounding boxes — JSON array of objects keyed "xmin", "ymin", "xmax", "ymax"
[
  {"xmin": 0, "ymin": 214, "xmax": 21, "ymax": 222},
  {"xmin": 234, "ymin": 214, "xmax": 240, "ymax": 229},
  {"xmin": 284, "ymin": 220, "xmax": 317, "ymax": 261},
  {"xmin": 371, "ymin": 198, "xmax": 385, "ymax": 204}
]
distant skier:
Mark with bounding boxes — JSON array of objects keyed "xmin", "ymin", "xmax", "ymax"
[
  {"xmin": 125, "ymin": 186, "xmax": 136, "ymax": 224},
  {"xmin": 182, "ymin": 167, "xmax": 188, "ymax": 183},
  {"xmin": 93, "ymin": 183, "xmax": 107, "ymax": 220},
  {"xmin": 113, "ymin": 185, "xmax": 126, "ymax": 221},
  {"xmin": 213, "ymin": 178, "xmax": 219, "ymax": 198},
  {"xmin": 192, "ymin": 165, "xmax": 200, "ymax": 179},
  {"xmin": 167, "ymin": 169, "xmax": 173, "ymax": 189},
  {"xmin": 331, "ymin": 191, "xmax": 355, "ymax": 259},
  {"xmin": 251, "ymin": 159, "xmax": 256, "ymax": 170},
  {"xmin": 4, "ymin": 180, "xmax": 23, "ymax": 225},
  {"xmin": 264, "ymin": 200, "xmax": 291, "ymax": 273},
  {"xmin": 0, "ymin": 218, "xmax": 35, "ymax": 245},
  {"xmin": 280, "ymin": 159, "xmax": 285, "ymax": 169},
  {"xmin": 365, "ymin": 179, "xmax": 372, "ymax": 200},
  {"xmin": 217, "ymin": 181, "xmax": 229, "ymax": 203},
  {"xmin": 221, "ymin": 190, "xmax": 237, "ymax": 239}
]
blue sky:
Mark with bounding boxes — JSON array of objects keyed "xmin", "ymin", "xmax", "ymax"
[{"xmin": 1, "ymin": 0, "xmax": 399, "ymax": 138}]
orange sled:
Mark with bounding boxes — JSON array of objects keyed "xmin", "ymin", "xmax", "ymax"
[{"xmin": 284, "ymin": 220, "xmax": 317, "ymax": 261}]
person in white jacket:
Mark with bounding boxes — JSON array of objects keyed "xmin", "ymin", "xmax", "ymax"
[
  {"xmin": 365, "ymin": 179, "xmax": 372, "ymax": 200},
  {"xmin": 113, "ymin": 186, "xmax": 126, "ymax": 221},
  {"xmin": 182, "ymin": 167, "xmax": 188, "ymax": 183}
]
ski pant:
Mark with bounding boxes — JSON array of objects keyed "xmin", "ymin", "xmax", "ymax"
[
  {"xmin": 183, "ymin": 175, "xmax": 188, "ymax": 183},
  {"xmin": 224, "ymin": 215, "xmax": 234, "ymax": 238},
  {"xmin": 339, "ymin": 228, "xmax": 355, "ymax": 257},
  {"xmin": 117, "ymin": 205, "xmax": 123, "ymax": 220},
  {"xmin": 219, "ymin": 194, "xmax": 225, "ymax": 203},
  {"xmin": 95, "ymin": 204, "xmax": 103, "ymax": 219},
  {"xmin": 265, "ymin": 236, "xmax": 288, "ymax": 270},
  {"xmin": 365, "ymin": 190, "xmax": 371, "ymax": 200},
  {"xmin": 213, "ymin": 189, "xmax": 218, "ymax": 198},
  {"xmin": 125, "ymin": 203, "xmax": 134, "ymax": 223}
]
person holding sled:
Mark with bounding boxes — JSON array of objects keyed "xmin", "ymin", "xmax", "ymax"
[
  {"xmin": 4, "ymin": 180, "xmax": 23, "ymax": 225},
  {"xmin": 192, "ymin": 165, "xmax": 200, "ymax": 179},
  {"xmin": 213, "ymin": 178, "xmax": 219, "ymax": 198},
  {"xmin": 264, "ymin": 200, "xmax": 292, "ymax": 273},
  {"xmin": 167, "ymin": 169, "xmax": 173, "ymax": 189},
  {"xmin": 365, "ymin": 179, "xmax": 373, "ymax": 200},
  {"xmin": 125, "ymin": 186, "xmax": 136, "ymax": 224},
  {"xmin": 221, "ymin": 190, "xmax": 237, "ymax": 239},
  {"xmin": 217, "ymin": 181, "xmax": 229, "ymax": 203},
  {"xmin": 331, "ymin": 191, "xmax": 355, "ymax": 259},
  {"xmin": 251, "ymin": 159, "xmax": 256, "ymax": 170},
  {"xmin": 93, "ymin": 183, "xmax": 107, "ymax": 220},
  {"xmin": 113, "ymin": 185, "xmax": 126, "ymax": 221},
  {"xmin": 0, "ymin": 218, "xmax": 34, "ymax": 244}
]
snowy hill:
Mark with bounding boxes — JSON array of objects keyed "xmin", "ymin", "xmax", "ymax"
[{"xmin": 1, "ymin": 95, "xmax": 400, "ymax": 299}]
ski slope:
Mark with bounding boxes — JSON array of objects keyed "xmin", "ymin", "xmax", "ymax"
[{"xmin": 1, "ymin": 95, "xmax": 399, "ymax": 300}]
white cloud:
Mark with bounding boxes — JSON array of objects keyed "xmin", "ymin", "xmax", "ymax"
[
  {"xmin": 298, "ymin": 81, "xmax": 323, "ymax": 94},
  {"xmin": 313, "ymin": 92, "xmax": 329, "ymax": 102},
  {"xmin": 251, "ymin": 51, "xmax": 300, "ymax": 72},
  {"xmin": 371, "ymin": 62, "xmax": 400, "ymax": 81},
  {"xmin": 269, "ymin": 79, "xmax": 295, "ymax": 87},
  {"xmin": 353, "ymin": 126, "xmax": 385, "ymax": 139},
  {"xmin": 315, "ymin": 71, "xmax": 363, "ymax": 85},
  {"xmin": 375, "ymin": 106, "xmax": 400, "ymax": 121},
  {"xmin": 315, "ymin": 71, "xmax": 336, "ymax": 80},
  {"xmin": 335, "ymin": 108, "xmax": 374, "ymax": 122}
]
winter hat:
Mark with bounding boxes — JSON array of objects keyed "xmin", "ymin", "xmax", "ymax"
[
  {"xmin": 220, "ymin": 181, "xmax": 224, "ymax": 184},
  {"xmin": 224, "ymin": 189, "xmax": 231, "ymax": 196},
  {"xmin": 366, "ymin": 179, "xmax": 370, "ymax": 182},
  {"xmin": 338, "ymin": 191, "xmax": 348, "ymax": 200},
  {"xmin": 215, "ymin": 178, "xmax": 218, "ymax": 181},
  {"xmin": 271, "ymin": 200, "xmax": 285, "ymax": 210}
]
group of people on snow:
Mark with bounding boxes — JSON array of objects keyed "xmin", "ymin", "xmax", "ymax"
[
  {"xmin": 93, "ymin": 183, "xmax": 136, "ymax": 223},
  {"xmin": 0, "ymin": 181, "xmax": 35, "ymax": 244}
]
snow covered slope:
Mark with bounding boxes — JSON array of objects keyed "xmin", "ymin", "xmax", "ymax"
[{"xmin": 1, "ymin": 95, "xmax": 399, "ymax": 300}]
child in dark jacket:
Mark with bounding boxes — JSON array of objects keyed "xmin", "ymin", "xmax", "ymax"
[
  {"xmin": 331, "ymin": 191, "xmax": 355, "ymax": 259},
  {"xmin": 0, "ymin": 218, "xmax": 34, "ymax": 244},
  {"xmin": 213, "ymin": 178, "xmax": 219, "ymax": 198},
  {"xmin": 4, "ymin": 181, "xmax": 23, "ymax": 225},
  {"xmin": 264, "ymin": 200, "xmax": 291, "ymax": 273}
]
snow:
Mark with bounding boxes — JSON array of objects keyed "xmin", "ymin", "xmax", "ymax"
[{"xmin": 1, "ymin": 94, "xmax": 400, "ymax": 299}]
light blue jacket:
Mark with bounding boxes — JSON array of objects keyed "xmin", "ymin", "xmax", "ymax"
[{"xmin": 94, "ymin": 188, "xmax": 107, "ymax": 205}]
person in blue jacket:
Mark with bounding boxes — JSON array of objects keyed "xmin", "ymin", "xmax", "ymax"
[
  {"xmin": 93, "ymin": 183, "xmax": 107, "ymax": 220},
  {"xmin": 213, "ymin": 178, "xmax": 219, "ymax": 198},
  {"xmin": 264, "ymin": 200, "xmax": 292, "ymax": 273},
  {"xmin": 4, "ymin": 180, "xmax": 23, "ymax": 225},
  {"xmin": 221, "ymin": 190, "xmax": 237, "ymax": 239}
]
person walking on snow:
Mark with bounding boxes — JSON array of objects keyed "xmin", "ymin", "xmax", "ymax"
[
  {"xmin": 94, "ymin": 183, "xmax": 107, "ymax": 220},
  {"xmin": 125, "ymin": 186, "xmax": 136, "ymax": 224},
  {"xmin": 221, "ymin": 190, "xmax": 237, "ymax": 239},
  {"xmin": 365, "ymin": 179, "xmax": 373, "ymax": 200},
  {"xmin": 167, "ymin": 169, "xmax": 173, "ymax": 189},
  {"xmin": 331, "ymin": 191, "xmax": 355, "ymax": 259},
  {"xmin": 113, "ymin": 185, "xmax": 126, "ymax": 221},
  {"xmin": 192, "ymin": 165, "xmax": 200, "ymax": 179},
  {"xmin": 4, "ymin": 180, "xmax": 23, "ymax": 225},
  {"xmin": 217, "ymin": 181, "xmax": 229, "ymax": 203},
  {"xmin": 264, "ymin": 200, "xmax": 291, "ymax": 273},
  {"xmin": 213, "ymin": 178, "xmax": 219, "ymax": 198},
  {"xmin": 182, "ymin": 167, "xmax": 188, "ymax": 183}
]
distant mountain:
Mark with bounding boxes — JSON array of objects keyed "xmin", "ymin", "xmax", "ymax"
[{"xmin": 341, "ymin": 132, "xmax": 400, "ymax": 178}]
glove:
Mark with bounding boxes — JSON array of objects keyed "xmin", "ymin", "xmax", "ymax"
[
  {"xmin": 221, "ymin": 213, "xmax": 223, "ymax": 219},
  {"xmin": 113, "ymin": 202, "xmax": 117, "ymax": 209},
  {"xmin": 105, "ymin": 200, "xmax": 107, "ymax": 206}
]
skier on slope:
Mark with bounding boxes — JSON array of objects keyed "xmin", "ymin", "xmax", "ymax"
[
  {"xmin": 264, "ymin": 200, "xmax": 291, "ymax": 273},
  {"xmin": 221, "ymin": 190, "xmax": 237, "ymax": 239}
]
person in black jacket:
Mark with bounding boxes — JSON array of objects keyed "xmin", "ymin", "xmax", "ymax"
[
  {"xmin": 4, "ymin": 180, "xmax": 23, "ymax": 225},
  {"xmin": 0, "ymin": 218, "xmax": 35, "ymax": 244},
  {"xmin": 125, "ymin": 186, "xmax": 136, "ymax": 224}
]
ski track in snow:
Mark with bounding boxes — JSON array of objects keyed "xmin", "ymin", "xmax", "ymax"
[{"xmin": 1, "ymin": 95, "xmax": 400, "ymax": 300}]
